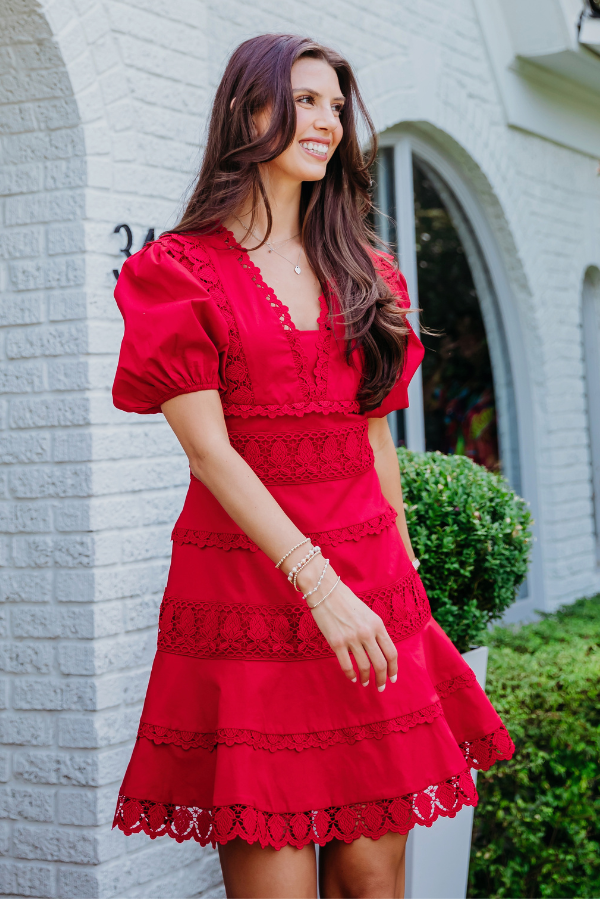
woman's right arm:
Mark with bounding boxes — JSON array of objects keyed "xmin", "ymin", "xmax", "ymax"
[{"xmin": 161, "ymin": 390, "xmax": 398, "ymax": 691}]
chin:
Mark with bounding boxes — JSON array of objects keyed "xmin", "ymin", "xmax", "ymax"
[{"xmin": 293, "ymin": 161, "xmax": 328, "ymax": 183}]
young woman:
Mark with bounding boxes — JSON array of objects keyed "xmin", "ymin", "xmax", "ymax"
[{"xmin": 112, "ymin": 34, "xmax": 514, "ymax": 899}]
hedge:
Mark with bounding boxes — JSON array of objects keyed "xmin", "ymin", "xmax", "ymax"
[
  {"xmin": 398, "ymin": 448, "xmax": 533, "ymax": 652},
  {"xmin": 468, "ymin": 595, "xmax": 600, "ymax": 899}
]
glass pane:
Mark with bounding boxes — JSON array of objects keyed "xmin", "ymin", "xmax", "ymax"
[
  {"xmin": 370, "ymin": 148, "xmax": 404, "ymax": 445},
  {"xmin": 413, "ymin": 160, "xmax": 500, "ymax": 471}
]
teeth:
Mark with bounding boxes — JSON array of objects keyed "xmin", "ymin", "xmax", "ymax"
[{"xmin": 301, "ymin": 141, "xmax": 327, "ymax": 155}]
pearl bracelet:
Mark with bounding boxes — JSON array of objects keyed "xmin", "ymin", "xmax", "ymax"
[
  {"xmin": 302, "ymin": 558, "xmax": 329, "ymax": 601},
  {"xmin": 308, "ymin": 575, "xmax": 341, "ymax": 610},
  {"xmin": 287, "ymin": 545, "xmax": 320, "ymax": 586},
  {"xmin": 275, "ymin": 538, "xmax": 310, "ymax": 569}
]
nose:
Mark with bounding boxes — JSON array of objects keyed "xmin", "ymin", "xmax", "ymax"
[{"xmin": 314, "ymin": 103, "xmax": 340, "ymax": 133}]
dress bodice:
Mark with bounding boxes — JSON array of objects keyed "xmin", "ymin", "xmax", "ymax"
[{"xmin": 112, "ymin": 228, "xmax": 424, "ymax": 422}]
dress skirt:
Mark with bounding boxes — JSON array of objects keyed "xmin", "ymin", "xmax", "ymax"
[{"xmin": 112, "ymin": 412, "xmax": 514, "ymax": 850}]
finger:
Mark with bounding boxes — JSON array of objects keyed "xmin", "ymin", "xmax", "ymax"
[
  {"xmin": 335, "ymin": 647, "xmax": 358, "ymax": 683},
  {"xmin": 363, "ymin": 640, "xmax": 389, "ymax": 691},
  {"xmin": 350, "ymin": 644, "xmax": 372, "ymax": 687},
  {"xmin": 377, "ymin": 630, "xmax": 398, "ymax": 682}
]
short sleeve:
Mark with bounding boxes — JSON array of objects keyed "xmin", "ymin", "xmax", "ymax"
[
  {"xmin": 365, "ymin": 253, "xmax": 425, "ymax": 419},
  {"xmin": 112, "ymin": 241, "xmax": 230, "ymax": 414}
]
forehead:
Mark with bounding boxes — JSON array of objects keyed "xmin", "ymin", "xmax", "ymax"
[{"xmin": 291, "ymin": 56, "xmax": 342, "ymax": 94}]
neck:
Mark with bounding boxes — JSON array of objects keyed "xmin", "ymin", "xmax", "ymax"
[{"xmin": 238, "ymin": 171, "xmax": 302, "ymax": 244}]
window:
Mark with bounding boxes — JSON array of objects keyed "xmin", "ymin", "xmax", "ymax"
[{"xmin": 372, "ymin": 135, "xmax": 520, "ymax": 490}]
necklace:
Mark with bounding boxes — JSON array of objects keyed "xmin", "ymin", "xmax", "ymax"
[{"xmin": 234, "ymin": 215, "xmax": 303, "ymax": 275}]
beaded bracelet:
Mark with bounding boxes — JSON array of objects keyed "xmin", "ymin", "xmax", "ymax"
[
  {"xmin": 287, "ymin": 545, "xmax": 320, "ymax": 586},
  {"xmin": 275, "ymin": 538, "xmax": 310, "ymax": 570},
  {"xmin": 308, "ymin": 575, "xmax": 341, "ymax": 610},
  {"xmin": 302, "ymin": 558, "xmax": 329, "ymax": 601},
  {"xmin": 292, "ymin": 549, "xmax": 323, "ymax": 591}
]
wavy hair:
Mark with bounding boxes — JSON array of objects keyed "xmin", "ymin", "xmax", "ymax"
[{"xmin": 170, "ymin": 33, "xmax": 410, "ymax": 411}]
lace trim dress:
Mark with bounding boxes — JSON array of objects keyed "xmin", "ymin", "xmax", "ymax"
[{"xmin": 111, "ymin": 228, "xmax": 514, "ymax": 849}]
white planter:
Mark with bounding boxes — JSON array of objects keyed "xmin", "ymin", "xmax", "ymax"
[{"xmin": 405, "ymin": 645, "xmax": 489, "ymax": 900}]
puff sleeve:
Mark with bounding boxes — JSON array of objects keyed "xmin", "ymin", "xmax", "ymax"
[
  {"xmin": 365, "ymin": 256, "xmax": 425, "ymax": 419},
  {"xmin": 112, "ymin": 242, "xmax": 230, "ymax": 414}
]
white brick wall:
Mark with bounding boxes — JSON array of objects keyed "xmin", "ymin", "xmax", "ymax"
[{"xmin": 1, "ymin": 0, "xmax": 599, "ymax": 897}]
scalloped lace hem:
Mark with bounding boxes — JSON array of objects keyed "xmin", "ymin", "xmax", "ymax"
[
  {"xmin": 460, "ymin": 724, "xmax": 514, "ymax": 771},
  {"xmin": 171, "ymin": 506, "xmax": 398, "ymax": 552},
  {"xmin": 113, "ymin": 767, "xmax": 478, "ymax": 849},
  {"xmin": 137, "ymin": 702, "xmax": 444, "ymax": 753}
]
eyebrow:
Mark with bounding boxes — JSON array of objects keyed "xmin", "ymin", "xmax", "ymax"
[{"xmin": 293, "ymin": 87, "xmax": 345, "ymax": 101}]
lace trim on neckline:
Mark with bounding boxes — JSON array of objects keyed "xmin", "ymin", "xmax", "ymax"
[
  {"xmin": 113, "ymin": 767, "xmax": 479, "ymax": 848},
  {"xmin": 157, "ymin": 568, "xmax": 431, "ymax": 660},
  {"xmin": 171, "ymin": 506, "xmax": 398, "ymax": 552},
  {"xmin": 137, "ymin": 702, "xmax": 444, "ymax": 753},
  {"xmin": 219, "ymin": 227, "xmax": 331, "ymax": 402}
]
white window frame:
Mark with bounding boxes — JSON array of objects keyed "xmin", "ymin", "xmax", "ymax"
[{"xmin": 582, "ymin": 266, "xmax": 600, "ymax": 565}]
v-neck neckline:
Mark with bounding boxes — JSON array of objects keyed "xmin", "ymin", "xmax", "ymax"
[{"xmin": 218, "ymin": 225, "xmax": 331, "ymax": 401}]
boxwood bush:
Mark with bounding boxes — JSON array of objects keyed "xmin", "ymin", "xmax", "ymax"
[
  {"xmin": 397, "ymin": 448, "xmax": 533, "ymax": 652},
  {"xmin": 468, "ymin": 596, "xmax": 600, "ymax": 899}
]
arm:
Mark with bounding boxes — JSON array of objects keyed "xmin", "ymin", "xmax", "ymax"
[
  {"xmin": 368, "ymin": 416, "xmax": 416, "ymax": 562},
  {"xmin": 161, "ymin": 390, "xmax": 398, "ymax": 690}
]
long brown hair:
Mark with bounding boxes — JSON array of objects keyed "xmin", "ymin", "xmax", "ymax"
[{"xmin": 170, "ymin": 33, "xmax": 410, "ymax": 411}]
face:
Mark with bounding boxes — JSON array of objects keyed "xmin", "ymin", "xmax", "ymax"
[{"xmin": 258, "ymin": 56, "xmax": 345, "ymax": 185}]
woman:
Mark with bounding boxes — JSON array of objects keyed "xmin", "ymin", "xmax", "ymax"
[{"xmin": 112, "ymin": 34, "xmax": 514, "ymax": 899}]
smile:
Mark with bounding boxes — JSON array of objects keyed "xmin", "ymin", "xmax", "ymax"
[{"xmin": 300, "ymin": 141, "xmax": 329, "ymax": 160}]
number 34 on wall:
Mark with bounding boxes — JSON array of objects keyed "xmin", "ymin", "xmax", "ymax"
[{"xmin": 113, "ymin": 224, "xmax": 155, "ymax": 281}]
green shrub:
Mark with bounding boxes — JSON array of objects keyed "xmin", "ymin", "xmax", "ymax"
[
  {"xmin": 397, "ymin": 448, "xmax": 533, "ymax": 652},
  {"xmin": 468, "ymin": 596, "xmax": 600, "ymax": 899}
]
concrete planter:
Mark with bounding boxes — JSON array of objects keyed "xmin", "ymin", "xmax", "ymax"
[{"xmin": 405, "ymin": 645, "xmax": 489, "ymax": 899}]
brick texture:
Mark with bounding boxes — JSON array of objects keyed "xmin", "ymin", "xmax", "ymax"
[{"xmin": 0, "ymin": 0, "xmax": 599, "ymax": 897}]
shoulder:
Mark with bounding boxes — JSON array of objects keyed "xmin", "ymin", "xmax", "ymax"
[{"xmin": 118, "ymin": 231, "xmax": 221, "ymax": 292}]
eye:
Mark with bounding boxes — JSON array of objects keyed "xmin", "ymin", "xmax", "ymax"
[
  {"xmin": 332, "ymin": 102, "xmax": 344, "ymax": 116},
  {"xmin": 295, "ymin": 94, "xmax": 314, "ymax": 105}
]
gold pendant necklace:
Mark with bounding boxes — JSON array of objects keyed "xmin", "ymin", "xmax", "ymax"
[{"xmin": 235, "ymin": 216, "xmax": 303, "ymax": 275}]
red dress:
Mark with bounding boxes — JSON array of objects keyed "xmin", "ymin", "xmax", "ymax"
[{"xmin": 111, "ymin": 228, "xmax": 514, "ymax": 850}]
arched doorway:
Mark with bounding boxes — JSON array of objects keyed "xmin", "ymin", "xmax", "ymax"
[{"xmin": 371, "ymin": 134, "xmax": 521, "ymax": 491}]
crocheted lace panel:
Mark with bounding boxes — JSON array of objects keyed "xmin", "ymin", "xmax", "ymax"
[
  {"xmin": 157, "ymin": 568, "xmax": 431, "ymax": 661},
  {"xmin": 224, "ymin": 422, "xmax": 373, "ymax": 486},
  {"xmin": 171, "ymin": 505, "xmax": 398, "ymax": 552}
]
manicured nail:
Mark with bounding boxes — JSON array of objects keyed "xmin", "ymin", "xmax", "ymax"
[
  {"xmin": 351, "ymin": 676, "xmax": 357, "ymax": 683},
  {"xmin": 390, "ymin": 674, "xmax": 397, "ymax": 683},
  {"xmin": 378, "ymin": 685, "xmax": 385, "ymax": 692},
  {"xmin": 362, "ymin": 680, "xmax": 369, "ymax": 687}
]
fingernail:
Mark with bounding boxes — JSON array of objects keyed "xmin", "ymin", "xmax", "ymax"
[
  {"xmin": 362, "ymin": 680, "xmax": 369, "ymax": 687},
  {"xmin": 390, "ymin": 674, "xmax": 397, "ymax": 683},
  {"xmin": 351, "ymin": 677, "xmax": 357, "ymax": 683},
  {"xmin": 378, "ymin": 685, "xmax": 385, "ymax": 692}
]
